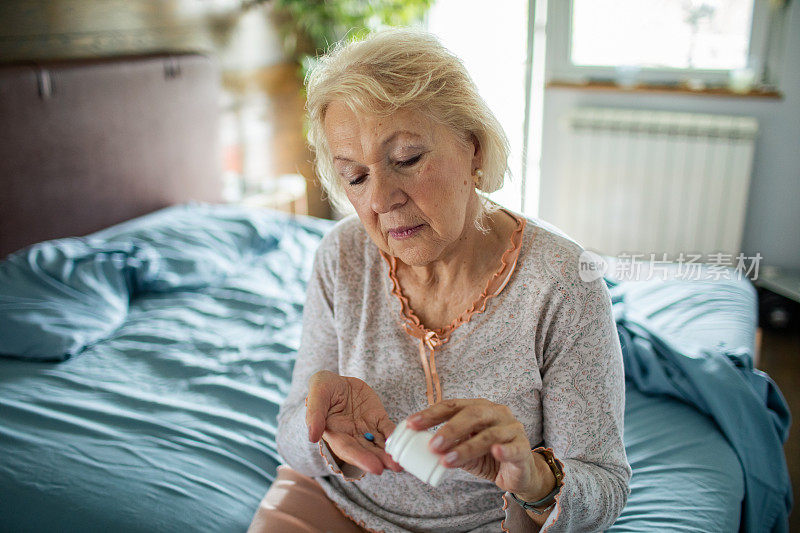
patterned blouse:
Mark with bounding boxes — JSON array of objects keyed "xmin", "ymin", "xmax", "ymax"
[{"xmin": 276, "ymin": 209, "xmax": 631, "ymax": 532}]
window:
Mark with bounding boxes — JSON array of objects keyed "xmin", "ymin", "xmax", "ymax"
[
  {"xmin": 547, "ymin": 0, "xmax": 772, "ymax": 85},
  {"xmin": 427, "ymin": 0, "xmax": 532, "ymax": 212}
]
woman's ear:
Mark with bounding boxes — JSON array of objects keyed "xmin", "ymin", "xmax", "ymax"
[{"xmin": 470, "ymin": 133, "xmax": 483, "ymax": 171}]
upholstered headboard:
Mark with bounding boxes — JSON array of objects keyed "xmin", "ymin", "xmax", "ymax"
[{"xmin": 0, "ymin": 53, "xmax": 223, "ymax": 258}]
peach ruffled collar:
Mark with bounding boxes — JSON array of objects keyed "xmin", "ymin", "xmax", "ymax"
[{"xmin": 379, "ymin": 209, "xmax": 528, "ymax": 405}]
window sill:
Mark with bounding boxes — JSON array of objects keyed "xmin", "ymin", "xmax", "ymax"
[{"xmin": 546, "ymin": 80, "xmax": 783, "ymax": 100}]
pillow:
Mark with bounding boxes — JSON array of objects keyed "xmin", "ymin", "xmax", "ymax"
[
  {"xmin": 0, "ymin": 239, "xmax": 157, "ymax": 361},
  {"xmin": 89, "ymin": 204, "xmax": 280, "ymax": 292},
  {"xmin": 0, "ymin": 204, "xmax": 286, "ymax": 361}
]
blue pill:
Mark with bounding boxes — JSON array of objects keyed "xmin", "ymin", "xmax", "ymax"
[{"xmin": 364, "ymin": 432, "xmax": 375, "ymax": 442}]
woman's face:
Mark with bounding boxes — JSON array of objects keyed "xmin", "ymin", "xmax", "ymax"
[{"xmin": 324, "ymin": 101, "xmax": 481, "ymax": 266}]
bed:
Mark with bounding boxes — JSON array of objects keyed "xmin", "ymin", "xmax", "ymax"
[{"xmin": 0, "ymin": 54, "xmax": 791, "ymax": 532}]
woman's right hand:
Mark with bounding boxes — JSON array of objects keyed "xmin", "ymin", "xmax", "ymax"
[{"xmin": 305, "ymin": 370, "xmax": 402, "ymax": 475}]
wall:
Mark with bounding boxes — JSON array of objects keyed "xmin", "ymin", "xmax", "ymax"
[
  {"xmin": 0, "ymin": 0, "xmax": 284, "ymax": 68},
  {"xmin": 539, "ymin": 2, "xmax": 800, "ymax": 270},
  {"xmin": 0, "ymin": 0, "xmax": 331, "ymax": 219}
]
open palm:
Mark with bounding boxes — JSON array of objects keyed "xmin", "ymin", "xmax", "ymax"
[{"xmin": 306, "ymin": 371, "xmax": 400, "ymax": 475}]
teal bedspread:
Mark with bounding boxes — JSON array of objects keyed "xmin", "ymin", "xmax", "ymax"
[
  {"xmin": 611, "ymin": 280, "xmax": 791, "ymax": 532},
  {"xmin": 0, "ymin": 205, "xmax": 789, "ymax": 532},
  {"xmin": 0, "ymin": 205, "xmax": 331, "ymax": 531}
]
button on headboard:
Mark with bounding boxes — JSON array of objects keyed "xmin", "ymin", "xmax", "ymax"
[{"xmin": 0, "ymin": 53, "xmax": 223, "ymax": 258}]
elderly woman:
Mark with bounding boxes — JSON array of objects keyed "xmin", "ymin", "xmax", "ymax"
[{"xmin": 249, "ymin": 29, "xmax": 631, "ymax": 533}]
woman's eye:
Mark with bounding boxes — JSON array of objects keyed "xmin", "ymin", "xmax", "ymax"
[
  {"xmin": 396, "ymin": 154, "xmax": 422, "ymax": 167},
  {"xmin": 348, "ymin": 175, "xmax": 366, "ymax": 186}
]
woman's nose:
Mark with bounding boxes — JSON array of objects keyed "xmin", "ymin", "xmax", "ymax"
[{"xmin": 369, "ymin": 172, "xmax": 406, "ymax": 214}]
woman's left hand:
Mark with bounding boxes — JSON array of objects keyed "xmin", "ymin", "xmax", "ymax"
[{"xmin": 406, "ymin": 399, "xmax": 550, "ymax": 498}]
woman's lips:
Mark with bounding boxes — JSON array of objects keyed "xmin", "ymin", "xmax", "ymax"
[{"xmin": 388, "ymin": 224, "xmax": 425, "ymax": 240}]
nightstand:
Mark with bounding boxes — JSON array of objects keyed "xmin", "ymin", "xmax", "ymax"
[{"xmin": 755, "ymin": 266, "xmax": 800, "ymax": 331}]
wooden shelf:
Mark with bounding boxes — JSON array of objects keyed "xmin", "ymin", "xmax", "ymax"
[{"xmin": 546, "ymin": 80, "xmax": 783, "ymax": 99}]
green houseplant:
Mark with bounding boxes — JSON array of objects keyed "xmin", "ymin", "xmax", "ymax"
[{"xmin": 264, "ymin": 0, "xmax": 434, "ymax": 67}]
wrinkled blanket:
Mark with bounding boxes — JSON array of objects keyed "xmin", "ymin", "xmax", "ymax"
[{"xmin": 610, "ymin": 280, "xmax": 792, "ymax": 533}]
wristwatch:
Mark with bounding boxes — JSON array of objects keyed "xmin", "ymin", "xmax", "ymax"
[{"xmin": 509, "ymin": 448, "xmax": 565, "ymax": 514}]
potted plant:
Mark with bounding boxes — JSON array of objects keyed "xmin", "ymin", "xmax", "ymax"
[{"xmin": 258, "ymin": 0, "xmax": 434, "ymax": 69}]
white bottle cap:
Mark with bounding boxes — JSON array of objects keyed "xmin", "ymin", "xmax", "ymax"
[{"xmin": 385, "ymin": 419, "xmax": 449, "ymax": 487}]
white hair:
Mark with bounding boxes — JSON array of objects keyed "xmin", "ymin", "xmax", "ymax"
[{"xmin": 305, "ymin": 27, "xmax": 510, "ymax": 223}]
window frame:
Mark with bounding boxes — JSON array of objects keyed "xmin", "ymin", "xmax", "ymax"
[{"xmin": 545, "ymin": 0, "xmax": 772, "ymax": 85}]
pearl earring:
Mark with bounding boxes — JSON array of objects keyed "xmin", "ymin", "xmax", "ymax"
[{"xmin": 473, "ymin": 168, "xmax": 484, "ymax": 187}]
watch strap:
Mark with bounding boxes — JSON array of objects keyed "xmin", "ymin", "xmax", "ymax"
[
  {"xmin": 509, "ymin": 448, "xmax": 564, "ymax": 514},
  {"xmin": 509, "ymin": 485, "xmax": 560, "ymax": 514}
]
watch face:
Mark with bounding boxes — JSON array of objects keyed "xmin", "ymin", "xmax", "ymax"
[{"xmin": 535, "ymin": 449, "xmax": 565, "ymax": 486}]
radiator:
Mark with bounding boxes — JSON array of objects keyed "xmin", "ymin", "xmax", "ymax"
[{"xmin": 548, "ymin": 107, "xmax": 758, "ymax": 260}]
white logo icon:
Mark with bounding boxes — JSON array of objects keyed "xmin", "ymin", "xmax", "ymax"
[{"xmin": 578, "ymin": 250, "xmax": 608, "ymax": 282}]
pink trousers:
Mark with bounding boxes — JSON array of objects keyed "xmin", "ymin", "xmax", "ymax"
[{"xmin": 248, "ymin": 465, "xmax": 369, "ymax": 533}]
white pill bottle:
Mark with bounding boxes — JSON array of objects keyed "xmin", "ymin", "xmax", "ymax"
[{"xmin": 385, "ymin": 419, "xmax": 449, "ymax": 487}]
